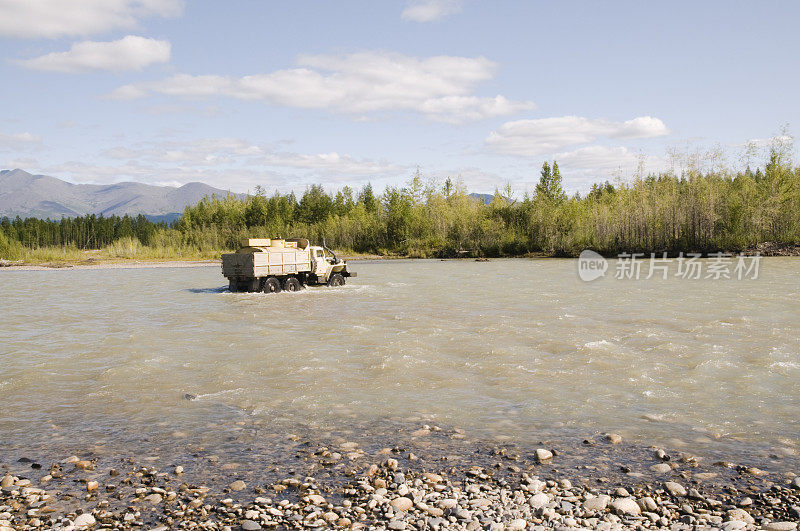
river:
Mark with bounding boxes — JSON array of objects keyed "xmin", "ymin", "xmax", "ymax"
[{"xmin": 1, "ymin": 258, "xmax": 798, "ymax": 468}]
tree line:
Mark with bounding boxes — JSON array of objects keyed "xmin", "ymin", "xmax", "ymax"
[
  {"xmin": 2, "ymin": 144, "xmax": 799, "ymax": 260},
  {"xmin": 1, "ymin": 213, "xmax": 166, "ymax": 249}
]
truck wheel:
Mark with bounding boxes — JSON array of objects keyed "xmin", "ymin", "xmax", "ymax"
[
  {"xmin": 262, "ymin": 276, "xmax": 282, "ymax": 293},
  {"xmin": 228, "ymin": 280, "xmax": 239, "ymax": 292},
  {"xmin": 283, "ymin": 277, "xmax": 301, "ymax": 292},
  {"xmin": 328, "ymin": 273, "xmax": 345, "ymax": 287}
]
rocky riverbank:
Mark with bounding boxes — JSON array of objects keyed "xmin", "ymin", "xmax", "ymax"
[{"xmin": 2, "ymin": 425, "xmax": 799, "ymax": 530}]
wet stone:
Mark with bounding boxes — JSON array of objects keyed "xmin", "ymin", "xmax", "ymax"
[
  {"xmin": 535, "ymin": 449, "xmax": 553, "ymax": 462},
  {"xmin": 664, "ymin": 481, "xmax": 687, "ymax": 496}
]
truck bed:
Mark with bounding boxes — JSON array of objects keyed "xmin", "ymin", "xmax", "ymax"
[{"xmin": 221, "ymin": 249, "xmax": 312, "ymax": 278}]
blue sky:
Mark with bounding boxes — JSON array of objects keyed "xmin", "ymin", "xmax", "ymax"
[{"xmin": 1, "ymin": 0, "xmax": 798, "ymax": 195}]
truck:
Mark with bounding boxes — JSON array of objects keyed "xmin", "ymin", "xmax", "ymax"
[{"xmin": 221, "ymin": 237, "xmax": 356, "ymax": 293}]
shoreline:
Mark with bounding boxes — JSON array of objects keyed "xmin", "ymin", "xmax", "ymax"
[
  {"xmin": 2, "ymin": 423, "xmax": 798, "ymax": 530},
  {"xmin": 0, "ymin": 259, "xmax": 222, "ymax": 271},
  {"xmin": 2, "ymin": 251, "xmax": 799, "ymax": 271}
]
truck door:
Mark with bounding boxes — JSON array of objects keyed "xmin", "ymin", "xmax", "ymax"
[{"xmin": 313, "ymin": 248, "xmax": 328, "ymax": 279}]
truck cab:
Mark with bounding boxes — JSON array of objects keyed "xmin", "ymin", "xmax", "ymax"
[{"xmin": 309, "ymin": 245, "xmax": 348, "ymax": 285}]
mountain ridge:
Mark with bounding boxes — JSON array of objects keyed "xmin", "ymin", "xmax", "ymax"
[{"xmin": 0, "ymin": 169, "xmax": 240, "ymax": 220}]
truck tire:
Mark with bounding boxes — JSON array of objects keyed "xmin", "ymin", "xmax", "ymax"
[
  {"xmin": 283, "ymin": 277, "xmax": 301, "ymax": 292},
  {"xmin": 328, "ymin": 273, "xmax": 345, "ymax": 287},
  {"xmin": 229, "ymin": 280, "xmax": 239, "ymax": 292},
  {"xmin": 262, "ymin": 276, "xmax": 282, "ymax": 293}
]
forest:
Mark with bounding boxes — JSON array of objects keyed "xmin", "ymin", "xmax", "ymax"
[{"xmin": 1, "ymin": 142, "xmax": 799, "ymax": 262}]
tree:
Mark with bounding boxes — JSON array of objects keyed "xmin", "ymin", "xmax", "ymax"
[{"xmin": 535, "ymin": 161, "xmax": 567, "ymax": 203}]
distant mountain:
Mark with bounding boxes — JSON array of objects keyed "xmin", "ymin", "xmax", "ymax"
[
  {"xmin": 0, "ymin": 169, "xmax": 240, "ymax": 220},
  {"xmin": 469, "ymin": 193, "xmax": 495, "ymax": 205}
]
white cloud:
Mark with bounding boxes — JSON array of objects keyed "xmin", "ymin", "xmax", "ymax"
[
  {"xmin": 402, "ymin": 0, "xmax": 462, "ymax": 22},
  {"xmin": 554, "ymin": 145, "xmax": 639, "ymax": 170},
  {"xmin": 108, "ymin": 51, "xmax": 534, "ymax": 123},
  {"xmin": 16, "ymin": 36, "xmax": 170, "ymax": 73},
  {"xmin": 0, "ymin": 131, "xmax": 42, "ymax": 151},
  {"xmin": 486, "ymin": 115, "xmax": 669, "ymax": 156},
  {"xmin": 0, "ymin": 0, "xmax": 184, "ymax": 39},
  {"xmin": 101, "ymin": 137, "xmax": 405, "ymax": 178}
]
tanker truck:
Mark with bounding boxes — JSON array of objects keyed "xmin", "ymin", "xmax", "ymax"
[{"xmin": 221, "ymin": 238, "xmax": 356, "ymax": 293}]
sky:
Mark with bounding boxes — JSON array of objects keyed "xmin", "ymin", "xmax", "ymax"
[{"xmin": 0, "ymin": 0, "xmax": 798, "ymax": 196}]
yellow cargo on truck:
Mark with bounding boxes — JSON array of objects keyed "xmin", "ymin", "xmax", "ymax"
[{"xmin": 221, "ymin": 238, "xmax": 356, "ymax": 293}]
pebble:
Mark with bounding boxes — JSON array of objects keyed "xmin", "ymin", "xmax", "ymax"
[
  {"xmin": 528, "ymin": 492, "xmax": 549, "ymax": 509},
  {"xmin": 664, "ymin": 481, "xmax": 687, "ymax": 496},
  {"xmin": 438, "ymin": 499, "xmax": 458, "ymax": 509},
  {"xmin": 761, "ymin": 523, "xmax": 798, "ymax": 531},
  {"xmin": 650, "ymin": 463, "xmax": 672, "ymax": 474},
  {"xmin": 73, "ymin": 513, "xmax": 96, "ymax": 528},
  {"xmin": 610, "ymin": 497, "xmax": 641, "ymax": 516},
  {"xmin": 144, "ymin": 493, "xmax": 162, "ymax": 504},
  {"xmin": 229, "ymin": 480, "xmax": 246, "ymax": 491},
  {"xmin": 390, "ymin": 497, "xmax": 413, "ymax": 512},
  {"xmin": 307, "ymin": 494, "xmax": 326, "ymax": 505},
  {"xmin": 583, "ymin": 494, "xmax": 610, "ymax": 511},
  {"xmin": 0, "ymin": 477, "xmax": 12, "ymax": 489},
  {"xmin": 639, "ymin": 496, "xmax": 657, "ymax": 512},
  {"xmin": 534, "ymin": 448, "xmax": 553, "ymax": 462},
  {"xmin": 726, "ymin": 508, "xmax": 755, "ymax": 524},
  {"xmin": 241, "ymin": 520, "xmax": 261, "ymax": 530},
  {"xmin": 422, "ymin": 472, "xmax": 443, "ymax": 484},
  {"xmin": 605, "ymin": 433, "xmax": 623, "ymax": 444}
]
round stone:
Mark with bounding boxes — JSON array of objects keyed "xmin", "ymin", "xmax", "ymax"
[
  {"xmin": 664, "ymin": 481, "xmax": 687, "ymax": 496},
  {"xmin": 390, "ymin": 497, "xmax": 413, "ymax": 512},
  {"xmin": 73, "ymin": 514, "xmax": 96, "ymax": 528},
  {"xmin": 534, "ymin": 449, "xmax": 553, "ymax": 462},
  {"xmin": 610, "ymin": 497, "xmax": 641, "ymax": 516},
  {"xmin": 650, "ymin": 463, "xmax": 672, "ymax": 474},
  {"xmin": 528, "ymin": 493, "xmax": 549, "ymax": 509}
]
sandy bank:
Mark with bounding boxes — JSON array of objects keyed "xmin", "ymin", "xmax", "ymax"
[{"xmin": 0, "ymin": 260, "xmax": 221, "ymax": 271}]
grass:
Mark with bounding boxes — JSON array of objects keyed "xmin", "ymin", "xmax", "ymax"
[{"xmin": 0, "ymin": 236, "xmax": 224, "ymax": 266}]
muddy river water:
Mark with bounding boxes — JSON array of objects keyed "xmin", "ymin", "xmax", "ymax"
[{"xmin": 1, "ymin": 258, "xmax": 799, "ymax": 468}]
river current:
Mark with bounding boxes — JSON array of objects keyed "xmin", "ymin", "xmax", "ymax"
[{"xmin": 1, "ymin": 258, "xmax": 798, "ymax": 466}]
